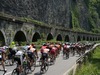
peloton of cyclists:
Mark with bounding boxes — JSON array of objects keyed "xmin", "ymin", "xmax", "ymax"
[{"xmin": 0, "ymin": 46, "xmax": 7, "ymax": 72}]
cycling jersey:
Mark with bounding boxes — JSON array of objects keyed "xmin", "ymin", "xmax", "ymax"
[
  {"xmin": 27, "ymin": 47, "xmax": 36, "ymax": 61},
  {"xmin": 64, "ymin": 45, "xmax": 67, "ymax": 48},
  {"xmin": 41, "ymin": 48, "xmax": 50, "ymax": 61},
  {"xmin": 41, "ymin": 46, "xmax": 47, "ymax": 53},
  {"xmin": 0, "ymin": 47, "xmax": 6, "ymax": 61},
  {"xmin": 43, "ymin": 48, "xmax": 49, "ymax": 53},
  {"xmin": 50, "ymin": 46, "xmax": 57, "ymax": 55},
  {"xmin": 0, "ymin": 47, "xmax": 6, "ymax": 53},
  {"xmin": 42, "ymin": 46, "xmax": 47, "ymax": 49},
  {"xmin": 15, "ymin": 51, "xmax": 24, "ymax": 65},
  {"xmin": 29, "ymin": 47, "xmax": 36, "ymax": 53}
]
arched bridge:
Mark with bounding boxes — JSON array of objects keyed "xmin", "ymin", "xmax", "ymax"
[{"xmin": 0, "ymin": 16, "xmax": 100, "ymax": 45}]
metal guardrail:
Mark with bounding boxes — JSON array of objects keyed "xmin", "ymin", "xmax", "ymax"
[
  {"xmin": 76, "ymin": 43, "xmax": 100, "ymax": 64},
  {"xmin": 63, "ymin": 43, "xmax": 100, "ymax": 75}
]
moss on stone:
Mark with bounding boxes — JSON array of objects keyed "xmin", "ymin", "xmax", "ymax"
[
  {"xmin": 0, "ymin": 11, "xmax": 99, "ymax": 35},
  {"xmin": 70, "ymin": 0, "xmax": 81, "ymax": 31}
]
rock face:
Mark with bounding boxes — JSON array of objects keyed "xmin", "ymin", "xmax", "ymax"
[
  {"xmin": 0, "ymin": 0, "xmax": 70, "ymax": 27},
  {"xmin": 0, "ymin": 0, "xmax": 100, "ymax": 32},
  {"xmin": 71, "ymin": 0, "xmax": 90, "ymax": 31}
]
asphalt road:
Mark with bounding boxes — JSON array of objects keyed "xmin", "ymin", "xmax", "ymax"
[
  {"xmin": 0, "ymin": 43, "xmax": 98, "ymax": 75},
  {"xmin": 0, "ymin": 51, "xmax": 80, "ymax": 75}
]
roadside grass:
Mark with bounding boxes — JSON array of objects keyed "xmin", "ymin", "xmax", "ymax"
[{"xmin": 75, "ymin": 46, "xmax": 100, "ymax": 75}]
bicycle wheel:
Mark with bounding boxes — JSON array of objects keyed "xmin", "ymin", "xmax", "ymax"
[
  {"xmin": 51, "ymin": 57, "xmax": 56, "ymax": 65},
  {"xmin": 31, "ymin": 62, "xmax": 36, "ymax": 72},
  {"xmin": 23, "ymin": 62, "xmax": 29, "ymax": 75},
  {"xmin": 38, "ymin": 59, "xmax": 42, "ymax": 66},
  {"xmin": 11, "ymin": 69, "xmax": 19, "ymax": 75},
  {"xmin": 23, "ymin": 66, "xmax": 28, "ymax": 75},
  {"xmin": 66, "ymin": 52, "xmax": 69, "ymax": 59},
  {"xmin": 44, "ymin": 62, "xmax": 49, "ymax": 71},
  {"xmin": 40, "ymin": 64, "xmax": 45, "ymax": 74},
  {"xmin": 40, "ymin": 61, "xmax": 49, "ymax": 74}
]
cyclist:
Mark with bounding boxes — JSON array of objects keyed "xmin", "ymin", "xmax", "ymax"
[
  {"xmin": 41, "ymin": 43, "xmax": 47, "ymax": 50},
  {"xmin": 40, "ymin": 45, "xmax": 50, "ymax": 64},
  {"xmin": 62, "ymin": 43, "xmax": 70, "ymax": 58},
  {"xmin": 49, "ymin": 45, "xmax": 57, "ymax": 62},
  {"xmin": 27, "ymin": 44, "xmax": 37, "ymax": 71},
  {"xmin": 29, "ymin": 44, "xmax": 38, "ymax": 58},
  {"xmin": 0, "ymin": 47, "xmax": 7, "ymax": 72},
  {"xmin": 7, "ymin": 48, "xmax": 16, "ymax": 65},
  {"xmin": 55, "ymin": 43, "xmax": 61, "ymax": 56},
  {"xmin": 14, "ymin": 50, "xmax": 25, "ymax": 73}
]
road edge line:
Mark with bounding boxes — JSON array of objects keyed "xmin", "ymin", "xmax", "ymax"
[{"xmin": 63, "ymin": 62, "xmax": 76, "ymax": 75}]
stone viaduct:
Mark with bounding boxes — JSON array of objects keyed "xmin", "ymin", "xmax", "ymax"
[{"xmin": 0, "ymin": 15, "xmax": 100, "ymax": 46}]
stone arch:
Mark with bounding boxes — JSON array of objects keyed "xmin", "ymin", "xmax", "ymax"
[
  {"xmin": 72, "ymin": 35, "xmax": 76, "ymax": 42},
  {"xmin": 94, "ymin": 37, "xmax": 96, "ymax": 41},
  {"xmin": 77, "ymin": 36, "xmax": 81, "ymax": 42},
  {"xmin": 83, "ymin": 36, "xmax": 85, "ymax": 41},
  {"xmin": 32, "ymin": 32, "xmax": 41, "ymax": 42},
  {"xmin": 64, "ymin": 35, "xmax": 70, "ymax": 42},
  {"xmin": 0, "ymin": 30, "xmax": 5, "ymax": 46},
  {"xmin": 86, "ymin": 37, "xmax": 89, "ymax": 41},
  {"xmin": 56, "ymin": 34, "xmax": 62, "ymax": 41},
  {"xmin": 96, "ymin": 37, "xmax": 98, "ymax": 41},
  {"xmin": 98, "ymin": 37, "xmax": 100, "ymax": 41},
  {"xmin": 90, "ymin": 37, "xmax": 92, "ymax": 41},
  {"xmin": 14, "ymin": 30, "xmax": 27, "ymax": 45},
  {"xmin": 93, "ymin": 37, "xmax": 95, "ymax": 41},
  {"xmin": 47, "ymin": 33, "xmax": 53, "ymax": 41}
]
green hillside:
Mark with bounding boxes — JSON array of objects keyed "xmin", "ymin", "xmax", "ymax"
[{"xmin": 71, "ymin": 0, "xmax": 100, "ymax": 33}]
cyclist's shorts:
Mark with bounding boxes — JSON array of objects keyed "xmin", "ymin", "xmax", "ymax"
[
  {"xmin": 8, "ymin": 54, "xmax": 13, "ymax": 59},
  {"xmin": 41, "ymin": 53, "xmax": 48, "ymax": 60},
  {"xmin": 27, "ymin": 52, "xmax": 34, "ymax": 59},
  {"xmin": 14, "ymin": 56, "xmax": 21, "ymax": 65}
]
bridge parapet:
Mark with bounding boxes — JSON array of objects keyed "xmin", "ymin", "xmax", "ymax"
[{"xmin": 0, "ymin": 12, "xmax": 100, "ymax": 45}]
